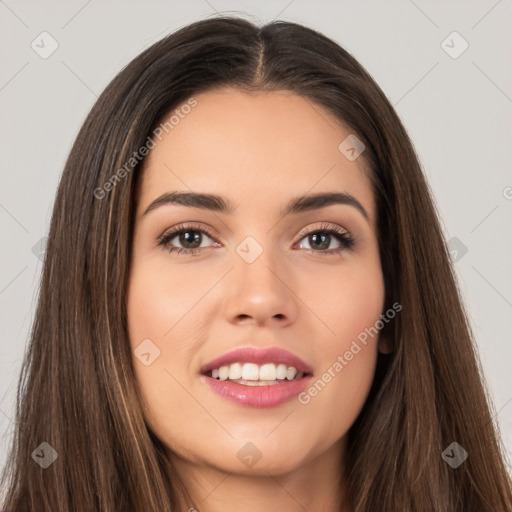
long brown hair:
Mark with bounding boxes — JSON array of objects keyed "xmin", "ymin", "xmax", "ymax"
[{"xmin": 1, "ymin": 15, "xmax": 511, "ymax": 511}]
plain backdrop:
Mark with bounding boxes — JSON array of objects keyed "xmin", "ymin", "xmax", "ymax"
[{"xmin": 1, "ymin": 0, "xmax": 511, "ymax": 475}]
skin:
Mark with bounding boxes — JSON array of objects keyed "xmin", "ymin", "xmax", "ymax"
[{"xmin": 127, "ymin": 87, "xmax": 391, "ymax": 512}]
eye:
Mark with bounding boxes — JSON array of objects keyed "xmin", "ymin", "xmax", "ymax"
[
  {"xmin": 295, "ymin": 223, "xmax": 355, "ymax": 255},
  {"xmin": 157, "ymin": 223, "xmax": 219, "ymax": 256}
]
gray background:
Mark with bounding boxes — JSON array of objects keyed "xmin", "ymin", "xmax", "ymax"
[{"xmin": 1, "ymin": 0, "xmax": 511, "ymax": 474}]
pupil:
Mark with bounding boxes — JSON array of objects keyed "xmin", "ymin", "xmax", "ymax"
[
  {"xmin": 179, "ymin": 231, "xmax": 201, "ymax": 249},
  {"xmin": 310, "ymin": 233, "xmax": 329, "ymax": 250}
]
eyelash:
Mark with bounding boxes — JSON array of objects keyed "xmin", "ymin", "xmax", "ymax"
[{"xmin": 157, "ymin": 222, "xmax": 355, "ymax": 256}]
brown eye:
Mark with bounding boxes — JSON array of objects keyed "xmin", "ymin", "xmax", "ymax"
[{"xmin": 158, "ymin": 224, "xmax": 219, "ymax": 255}]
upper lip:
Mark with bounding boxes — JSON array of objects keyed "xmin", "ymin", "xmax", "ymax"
[{"xmin": 200, "ymin": 346, "xmax": 313, "ymax": 375}]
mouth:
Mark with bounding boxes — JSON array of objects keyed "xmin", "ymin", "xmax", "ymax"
[
  {"xmin": 203, "ymin": 362, "xmax": 311, "ymax": 385},
  {"xmin": 199, "ymin": 346, "xmax": 314, "ymax": 407}
]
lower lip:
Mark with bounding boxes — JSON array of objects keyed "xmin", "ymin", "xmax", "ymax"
[{"xmin": 200, "ymin": 374, "xmax": 313, "ymax": 408}]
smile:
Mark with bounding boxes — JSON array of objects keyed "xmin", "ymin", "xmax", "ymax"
[{"xmin": 208, "ymin": 362, "xmax": 307, "ymax": 383}]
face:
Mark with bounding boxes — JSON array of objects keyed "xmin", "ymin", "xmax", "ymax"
[{"xmin": 127, "ymin": 87, "xmax": 386, "ymax": 478}]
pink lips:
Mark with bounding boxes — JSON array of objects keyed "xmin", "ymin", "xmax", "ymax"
[
  {"xmin": 200, "ymin": 346, "xmax": 313, "ymax": 375},
  {"xmin": 201, "ymin": 374, "xmax": 313, "ymax": 408},
  {"xmin": 199, "ymin": 346, "xmax": 314, "ymax": 408}
]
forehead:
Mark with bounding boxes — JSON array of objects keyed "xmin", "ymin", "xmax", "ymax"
[{"xmin": 137, "ymin": 87, "xmax": 375, "ymax": 224}]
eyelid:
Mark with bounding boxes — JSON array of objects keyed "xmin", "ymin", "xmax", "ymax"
[{"xmin": 296, "ymin": 221, "xmax": 350, "ymax": 238}]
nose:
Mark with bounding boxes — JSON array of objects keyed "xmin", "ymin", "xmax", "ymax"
[{"xmin": 223, "ymin": 246, "xmax": 299, "ymax": 328}]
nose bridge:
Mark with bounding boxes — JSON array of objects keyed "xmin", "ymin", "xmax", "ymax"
[
  {"xmin": 230, "ymin": 206, "xmax": 279, "ymax": 267},
  {"xmin": 233, "ymin": 232, "xmax": 284, "ymax": 291},
  {"xmin": 223, "ymin": 231, "xmax": 298, "ymax": 325}
]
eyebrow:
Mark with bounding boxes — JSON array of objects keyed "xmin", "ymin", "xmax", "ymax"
[{"xmin": 143, "ymin": 191, "xmax": 369, "ymax": 222}]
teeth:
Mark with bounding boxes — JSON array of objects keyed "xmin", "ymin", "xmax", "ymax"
[
  {"xmin": 285, "ymin": 366, "xmax": 297, "ymax": 380},
  {"xmin": 218, "ymin": 366, "xmax": 229, "ymax": 380},
  {"xmin": 241, "ymin": 363, "xmax": 259, "ymax": 380},
  {"xmin": 229, "ymin": 363, "xmax": 243, "ymax": 380},
  {"xmin": 276, "ymin": 363, "xmax": 287, "ymax": 380},
  {"xmin": 259, "ymin": 363, "xmax": 277, "ymax": 381},
  {"xmin": 210, "ymin": 362, "xmax": 305, "ymax": 382}
]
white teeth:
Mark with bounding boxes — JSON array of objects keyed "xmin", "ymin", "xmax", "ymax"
[
  {"xmin": 285, "ymin": 366, "xmax": 297, "ymax": 380},
  {"xmin": 276, "ymin": 363, "xmax": 287, "ymax": 380},
  {"xmin": 211, "ymin": 362, "xmax": 305, "ymax": 382},
  {"xmin": 228, "ymin": 362, "xmax": 242, "ymax": 380},
  {"xmin": 218, "ymin": 366, "xmax": 230, "ymax": 380},
  {"xmin": 241, "ymin": 363, "xmax": 259, "ymax": 380},
  {"xmin": 259, "ymin": 363, "xmax": 277, "ymax": 381}
]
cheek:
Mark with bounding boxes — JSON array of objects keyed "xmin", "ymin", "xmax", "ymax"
[
  {"xmin": 126, "ymin": 255, "xmax": 221, "ymax": 421},
  {"xmin": 299, "ymin": 253, "xmax": 385, "ymax": 347},
  {"xmin": 294, "ymin": 257, "xmax": 384, "ymax": 433},
  {"xmin": 126, "ymin": 261, "xmax": 190, "ymax": 407},
  {"xmin": 126, "ymin": 272, "xmax": 197, "ymax": 450},
  {"xmin": 127, "ymin": 256, "xmax": 210, "ymax": 350}
]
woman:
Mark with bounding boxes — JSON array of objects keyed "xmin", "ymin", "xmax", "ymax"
[{"xmin": 1, "ymin": 16, "xmax": 511, "ymax": 511}]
